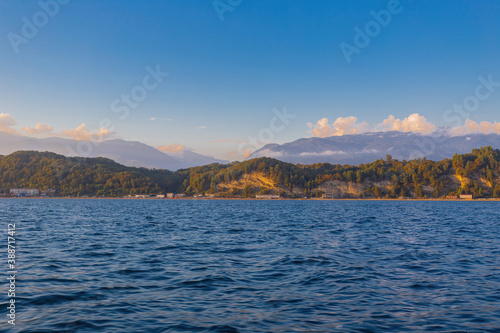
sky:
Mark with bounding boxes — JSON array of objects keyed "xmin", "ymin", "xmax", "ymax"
[{"xmin": 1, "ymin": 0, "xmax": 499, "ymax": 160}]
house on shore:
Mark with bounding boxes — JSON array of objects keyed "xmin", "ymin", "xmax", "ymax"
[
  {"xmin": 41, "ymin": 188, "xmax": 56, "ymax": 197},
  {"xmin": 10, "ymin": 189, "xmax": 39, "ymax": 197},
  {"xmin": 255, "ymin": 194, "xmax": 281, "ymax": 199},
  {"xmin": 322, "ymin": 193, "xmax": 334, "ymax": 199},
  {"xmin": 459, "ymin": 194, "xmax": 473, "ymax": 200}
]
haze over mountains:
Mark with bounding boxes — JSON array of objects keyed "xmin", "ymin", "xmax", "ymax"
[
  {"xmin": 250, "ymin": 132, "xmax": 500, "ymax": 165},
  {"xmin": 0, "ymin": 132, "xmax": 226, "ymax": 171}
]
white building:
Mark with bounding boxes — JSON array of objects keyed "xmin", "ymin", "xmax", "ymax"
[
  {"xmin": 255, "ymin": 194, "xmax": 281, "ymax": 199},
  {"xmin": 10, "ymin": 189, "xmax": 40, "ymax": 197}
]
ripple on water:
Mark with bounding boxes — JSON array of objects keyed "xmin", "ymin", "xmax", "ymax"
[{"xmin": 2, "ymin": 199, "xmax": 499, "ymax": 332}]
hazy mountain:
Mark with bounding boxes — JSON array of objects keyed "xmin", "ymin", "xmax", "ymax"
[
  {"xmin": 249, "ymin": 131, "xmax": 500, "ymax": 165},
  {"xmin": 0, "ymin": 132, "xmax": 227, "ymax": 171},
  {"xmin": 160, "ymin": 149, "xmax": 230, "ymax": 170}
]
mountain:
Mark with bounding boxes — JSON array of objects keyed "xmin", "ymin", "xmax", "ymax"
[
  {"xmin": 160, "ymin": 149, "xmax": 228, "ymax": 170},
  {"xmin": 2, "ymin": 147, "xmax": 500, "ymax": 199},
  {"xmin": 0, "ymin": 132, "xmax": 227, "ymax": 171},
  {"xmin": 249, "ymin": 132, "xmax": 500, "ymax": 165}
]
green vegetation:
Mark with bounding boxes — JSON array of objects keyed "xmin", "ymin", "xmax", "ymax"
[
  {"xmin": 1, "ymin": 147, "xmax": 500, "ymax": 199},
  {"xmin": 0, "ymin": 151, "xmax": 177, "ymax": 197}
]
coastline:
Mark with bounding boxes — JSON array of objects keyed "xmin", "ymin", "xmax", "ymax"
[{"xmin": 1, "ymin": 197, "xmax": 499, "ymax": 201}]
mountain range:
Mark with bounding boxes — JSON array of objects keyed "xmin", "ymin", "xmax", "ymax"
[
  {"xmin": 2, "ymin": 131, "xmax": 500, "ymax": 171},
  {"xmin": 0, "ymin": 132, "xmax": 226, "ymax": 171},
  {"xmin": 250, "ymin": 131, "xmax": 500, "ymax": 165}
]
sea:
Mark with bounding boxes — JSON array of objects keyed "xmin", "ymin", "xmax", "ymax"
[{"xmin": 1, "ymin": 199, "xmax": 499, "ymax": 332}]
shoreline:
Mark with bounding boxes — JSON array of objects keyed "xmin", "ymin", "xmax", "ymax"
[{"xmin": 1, "ymin": 197, "xmax": 499, "ymax": 202}]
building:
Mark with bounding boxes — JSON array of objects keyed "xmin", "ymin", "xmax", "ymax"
[
  {"xmin": 41, "ymin": 188, "xmax": 56, "ymax": 197},
  {"xmin": 255, "ymin": 194, "xmax": 281, "ymax": 199},
  {"xmin": 460, "ymin": 194, "xmax": 473, "ymax": 200},
  {"xmin": 322, "ymin": 193, "xmax": 334, "ymax": 199},
  {"xmin": 10, "ymin": 189, "xmax": 39, "ymax": 197},
  {"xmin": 166, "ymin": 193, "xmax": 175, "ymax": 199},
  {"xmin": 446, "ymin": 195, "xmax": 458, "ymax": 199}
]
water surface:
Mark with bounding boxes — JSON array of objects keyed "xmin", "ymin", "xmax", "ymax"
[{"xmin": 1, "ymin": 199, "xmax": 499, "ymax": 332}]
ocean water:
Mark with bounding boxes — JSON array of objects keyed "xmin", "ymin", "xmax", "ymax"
[{"xmin": 1, "ymin": 199, "xmax": 499, "ymax": 332}]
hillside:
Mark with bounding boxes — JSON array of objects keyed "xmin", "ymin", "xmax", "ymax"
[
  {"xmin": 1, "ymin": 147, "xmax": 500, "ymax": 199},
  {"xmin": 0, "ymin": 151, "xmax": 180, "ymax": 197}
]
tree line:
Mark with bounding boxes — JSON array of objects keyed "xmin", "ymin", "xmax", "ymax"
[{"xmin": 1, "ymin": 147, "xmax": 499, "ymax": 198}]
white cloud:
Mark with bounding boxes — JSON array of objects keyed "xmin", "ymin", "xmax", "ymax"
[
  {"xmin": 307, "ymin": 116, "xmax": 370, "ymax": 138},
  {"xmin": 61, "ymin": 123, "xmax": 113, "ymax": 141},
  {"xmin": 149, "ymin": 117, "xmax": 157, "ymax": 121},
  {"xmin": 448, "ymin": 119, "xmax": 500, "ymax": 136},
  {"xmin": 299, "ymin": 150, "xmax": 347, "ymax": 156},
  {"xmin": 23, "ymin": 122, "xmax": 53, "ymax": 135},
  {"xmin": 196, "ymin": 126, "xmax": 208, "ymax": 130},
  {"xmin": 0, "ymin": 113, "xmax": 17, "ymax": 133},
  {"xmin": 157, "ymin": 143, "xmax": 185, "ymax": 153},
  {"xmin": 308, "ymin": 113, "xmax": 437, "ymax": 138},
  {"xmin": 375, "ymin": 113, "xmax": 435, "ymax": 134}
]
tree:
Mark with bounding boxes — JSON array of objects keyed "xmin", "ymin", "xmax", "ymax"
[
  {"xmin": 415, "ymin": 184, "xmax": 423, "ymax": 198},
  {"xmin": 243, "ymin": 185, "xmax": 253, "ymax": 198},
  {"xmin": 209, "ymin": 178, "xmax": 217, "ymax": 193},
  {"xmin": 493, "ymin": 185, "xmax": 500, "ymax": 198}
]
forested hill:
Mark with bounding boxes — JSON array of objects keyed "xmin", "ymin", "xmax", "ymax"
[
  {"xmin": 0, "ymin": 151, "xmax": 177, "ymax": 197},
  {"xmin": 1, "ymin": 147, "xmax": 500, "ymax": 199}
]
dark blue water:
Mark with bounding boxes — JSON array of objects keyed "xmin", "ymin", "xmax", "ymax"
[{"xmin": 1, "ymin": 199, "xmax": 499, "ymax": 332}]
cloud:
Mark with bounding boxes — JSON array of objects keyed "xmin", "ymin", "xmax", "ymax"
[
  {"xmin": 196, "ymin": 126, "xmax": 208, "ymax": 130},
  {"xmin": 149, "ymin": 117, "xmax": 157, "ymax": 121},
  {"xmin": 307, "ymin": 116, "xmax": 370, "ymax": 138},
  {"xmin": 226, "ymin": 150, "xmax": 239, "ymax": 157},
  {"xmin": 0, "ymin": 113, "xmax": 17, "ymax": 133},
  {"xmin": 157, "ymin": 143, "xmax": 185, "ymax": 153},
  {"xmin": 299, "ymin": 150, "xmax": 347, "ymax": 156},
  {"xmin": 243, "ymin": 148, "xmax": 252, "ymax": 159},
  {"xmin": 448, "ymin": 119, "xmax": 500, "ymax": 136},
  {"xmin": 61, "ymin": 123, "xmax": 113, "ymax": 141},
  {"xmin": 375, "ymin": 113, "xmax": 435, "ymax": 134},
  {"xmin": 23, "ymin": 122, "xmax": 53, "ymax": 135},
  {"xmin": 308, "ymin": 113, "xmax": 436, "ymax": 138}
]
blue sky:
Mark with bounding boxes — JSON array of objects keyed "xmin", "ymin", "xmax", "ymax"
[{"xmin": 1, "ymin": 0, "xmax": 499, "ymax": 159}]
